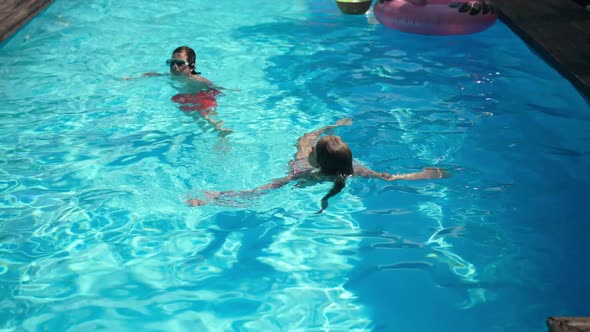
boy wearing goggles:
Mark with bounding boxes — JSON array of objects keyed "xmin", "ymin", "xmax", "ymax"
[
  {"xmin": 127, "ymin": 46, "xmax": 231, "ymax": 137},
  {"xmin": 167, "ymin": 46, "xmax": 231, "ymax": 137}
]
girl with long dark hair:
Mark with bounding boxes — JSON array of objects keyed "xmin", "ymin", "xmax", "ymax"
[{"xmin": 188, "ymin": 118, "xmax": 448, "ymax": 213}]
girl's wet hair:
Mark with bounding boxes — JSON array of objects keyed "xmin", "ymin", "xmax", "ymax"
[
  {"xmin": 314, "ymin": 136, "xmax": 354, "ymax": 213},
  {"xmin": 173, "ymin": 46, "xmax": 199, "ymax": 75}
]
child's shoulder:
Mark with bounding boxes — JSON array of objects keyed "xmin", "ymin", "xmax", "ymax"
[
  {"xmin": 352, "ymin": 162, "xmax": 373, "ymax": 177},
  {"xmin": 190, "ymin": 75, "xmax": 212, "ymax": 84}
]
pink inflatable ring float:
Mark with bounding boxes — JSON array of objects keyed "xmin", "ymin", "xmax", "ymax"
[{"xmin": 373, "ymin": 0, "xmax": 498, "ymax": 35}]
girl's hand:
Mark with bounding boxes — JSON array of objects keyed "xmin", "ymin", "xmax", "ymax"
[
  {"xmin": 186, "ymin": 198, "xmax": 207, "ymax": 206},
  {"xmin": 379, "ymin": 167, "xmax": 450, "ymax": 181},
  {"xmin": 185, "ymin": 191, "xmax": 223, "ymax": 207}
]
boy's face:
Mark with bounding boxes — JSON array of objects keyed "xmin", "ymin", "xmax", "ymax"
[{"xmin": 169, "ymin": 51, "xmax": 192, "ymax": 76}]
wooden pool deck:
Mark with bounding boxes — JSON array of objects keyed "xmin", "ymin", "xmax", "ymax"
[
  {"xmin": 493, "ymin": 0, "xmax": 590, "ymax": 98},
  {"xmin": 548, "ymin": 317, "xmax": 590, "ymax": 332},
  {"xmin": 0, "ymin": 0, "xmax": 54, "ymax": 43}
]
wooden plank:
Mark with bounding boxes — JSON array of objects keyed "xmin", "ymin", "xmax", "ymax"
[
  {"xmin": 548, "ymin": 317, "xmax": 590, "ymax": 332},
  {"xmin": 493, "ymin": 0, "xmax": 590, "ymax": 97},
  {"xmin": 0, "ymin": 0, "xmax": 55, "ymax": 43}
]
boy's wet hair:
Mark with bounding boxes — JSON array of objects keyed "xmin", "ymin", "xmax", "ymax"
[
  {"xmin": 314, "ymin": 136, "xmax": 353, "ymax": 213},
  {"xmin": 173, "ymin": 46, "xmax": 198, "ymax": 74}
]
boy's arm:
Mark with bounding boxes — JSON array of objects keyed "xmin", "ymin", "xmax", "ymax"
[
  {"xmin": 122, "ymin": 72, "xmax": 166, "ymax": 80},
  {"xmin": 142, "ymin": 72, "xmax": 165, "ymax": 77}
]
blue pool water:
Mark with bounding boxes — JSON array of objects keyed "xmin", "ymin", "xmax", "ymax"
[{"xmin": 1, "ymin": 0, "xmax": 589, "ymax": 330}]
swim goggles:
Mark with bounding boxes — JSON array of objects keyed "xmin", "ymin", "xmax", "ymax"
[{"xmin": 166, "ymin": 58, "xmax": 190, "ymax": 66}]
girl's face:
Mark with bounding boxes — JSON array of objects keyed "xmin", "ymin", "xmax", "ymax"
[{"xmin": 307, "ymin": 146, "xmax": 319, "ymax": 168}]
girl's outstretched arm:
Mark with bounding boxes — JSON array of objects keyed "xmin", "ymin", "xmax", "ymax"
[
  {"xmin": 186, "ymin": 174, "xmax": 297, "ymax": 207},
  {"xmin": 294, "ymin": 118, "xmax": 353, "ymax": 160},
  {"xmin": 355, "ymin": 165, "xmax": 450, "ymax": 181}
]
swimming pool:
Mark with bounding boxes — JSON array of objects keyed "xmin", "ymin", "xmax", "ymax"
[{"xmin": 1, "ymin": 0, "xmax": 589, "ymax": 330}]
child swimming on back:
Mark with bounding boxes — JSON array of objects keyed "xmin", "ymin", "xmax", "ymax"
[{"xmin": 188, "ymin": 118, "xmax": 448, "ymax": 213}]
